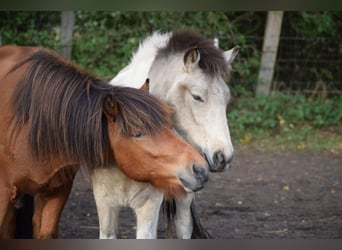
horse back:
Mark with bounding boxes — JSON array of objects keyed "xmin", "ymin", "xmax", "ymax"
[
  {"xmin": 0, "ymin": 46, "xmax": 39, "ymax": 102},
  {"xmin": 0, "ymin": 46, "xmax": 35, "ymax": 126},
  {"xmin": 0, "ymin": 45, "xmax": 39, "ymax": 74}
]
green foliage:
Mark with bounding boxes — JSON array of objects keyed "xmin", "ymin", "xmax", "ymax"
[
  {"xmin": 228, "ymin": 94, "xmax": 342, "ymax": 142},
  {"xmin": 2, "ymin": 11, "xmax": 340, "ymax": 96},
  {"xmin": 0, "ymin": 12, "xmax": 60, "ymax": 50},
  {"xmin": 0, "ymin": 11, "xmax": 266, "ymax": 86},
  {"xmin": 283, "ymin": 11, "xmax": 341, "ymax": 37},
  {"xmin": 275, "ymin": 11, "xmax": 342, "ymax": 89},
  {"xmin": 70, "ymin": 11, "xmax": 266, "ymax": 79}
]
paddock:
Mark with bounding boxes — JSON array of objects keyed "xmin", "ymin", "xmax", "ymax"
[{"xmin": 58, "ymin": 146, "xmax": 342, "ymax": 238}]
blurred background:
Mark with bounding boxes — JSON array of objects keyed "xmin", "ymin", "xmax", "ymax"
[{"xmin": 1, "ymin": 11, "xmax": 341, "ymax": 152}]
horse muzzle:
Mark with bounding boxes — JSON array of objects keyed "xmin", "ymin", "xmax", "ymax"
[
  {"xmin": 178, "ymin": 162, "xmax": 209, "ymax": 192},
  {"xmin": 204, "ymin": 150, "xmax": 234, "ymax": 172}
]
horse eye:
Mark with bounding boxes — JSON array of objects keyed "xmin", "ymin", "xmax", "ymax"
[
  {"xmin": 133, "ymin": 132, "xmax": 143, "ymax": 138},
  {"xmin": 192, "ymin": 94, "xmax": 204, "ymax": 102}
]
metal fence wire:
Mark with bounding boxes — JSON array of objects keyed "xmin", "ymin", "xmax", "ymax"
[{"xmin": 273, "ymin": 36, "xmax": 342, "ymax": 98}]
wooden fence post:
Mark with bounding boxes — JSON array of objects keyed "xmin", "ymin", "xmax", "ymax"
[
  {"xmin": 256, "ymin": 11, "xmax": 284, "ymax": 96},
  {"xmin": 213, "ymin": 31, "xmax": 219, "ymax": 48},
  {"xmin": 60, "ymin": 11, "xmax": 75, "ymax": 60}
]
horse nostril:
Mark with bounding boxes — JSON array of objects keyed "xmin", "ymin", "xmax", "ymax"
[
  {"xmin": 213, "ymin": 150, "xmax": 226, "ymax": 166},
  {"xmin": 192, "ymin": 163, "xmax": 203, "ymax": 175},
  {"xmin": 192, "ymin": 163, "xmax": 209, "ymax": 182},
  {"xmin": 213, "ymin": 151, "xmax": 234, "ymax": 169}
]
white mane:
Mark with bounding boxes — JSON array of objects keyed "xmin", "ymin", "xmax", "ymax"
[{"xmin": 110, "ymin": 31, "xmax": 171, "ymax": 88}]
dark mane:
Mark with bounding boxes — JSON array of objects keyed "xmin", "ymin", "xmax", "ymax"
[
  {"xmin": 157, "ymin": 30, "xmax": 230, "ymax": 78},
  {"xmin": 9, "ymin": 48, "xmax": 171, "ymax": 167}
]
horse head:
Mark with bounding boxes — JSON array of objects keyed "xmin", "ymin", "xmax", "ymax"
[
  {"xmin": 103, "ymin": 86, "xmax": 209, "ymax": 196},
  {"xmin": 149, "ymin": 31, "xmax": 239, "ymax": 172}
]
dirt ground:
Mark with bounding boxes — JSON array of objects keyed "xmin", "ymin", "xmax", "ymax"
[{"xmin": 58, "ymin": 146, "xmax": 342, "ymax": 239}]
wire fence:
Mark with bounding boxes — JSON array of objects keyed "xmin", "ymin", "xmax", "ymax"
[
  {"xmin": 230, "ymin": 35, "xmax": 341, "ymax": 98},
  {"xmin": 274, "ymin": 36, "xmax": 341, "ymax": 97}
]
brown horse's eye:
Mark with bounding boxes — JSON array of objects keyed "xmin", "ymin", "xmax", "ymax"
[{"xmin": 133, "ymin": 132, "xmax": 143, "ymax": 138}]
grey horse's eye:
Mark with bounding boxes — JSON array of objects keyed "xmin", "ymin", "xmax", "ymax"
[{"xmin": 192, "ymin": 94, "xmax": 204, "ymax": 103}]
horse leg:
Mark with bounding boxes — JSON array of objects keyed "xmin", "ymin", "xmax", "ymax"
[
  {"xmin": 174, "ymin": 193, "xmax": 194, "ymax": 239},
  {"xmin": 34, "ymin": 181, "xmax": 73, "ymax": 239},
  {"xmin": 96, "ymin": 204, "xmax": 120, "ymax": 239},
  {"xmin": 189, "ymin": 199, "xmax": 213, "ymax": 239},
  {"xmin": 92, "ymin": 169, "xmax": 120, "ymax": 239},
  {"xmin": 0, "ymin": 187, "xmax": 14, "ymax": 238},
  {"xmin": 134, "ymin": 192, "xmax": 163, "ymax": 239},
  {"xmin": 1, "ymin": 206, "xmax": 16, "ymax": 239},
  {"xmin": 32, "ymin": 193, "xmax": 45, "ymax": 238}
]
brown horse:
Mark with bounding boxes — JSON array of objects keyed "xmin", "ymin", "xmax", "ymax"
[{"xmin": 0, "ymin": 45, "xmax": 209, "ymax": 238}]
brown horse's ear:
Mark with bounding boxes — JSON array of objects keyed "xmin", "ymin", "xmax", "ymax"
[
  {"xmin": 183, "ymin": 47, "xmax": 200, "ymax": 72},
  {"xmin": 140, "ymin": 78, "xmax": 150, "ymax": 92},
  {"xmin": 103, "ymin": 94, "xmax": 119, "ymax": 121}
]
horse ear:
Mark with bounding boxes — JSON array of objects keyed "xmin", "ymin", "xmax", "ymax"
[
  {"xmin": 103, "ymin": 94, "xmax": 119, "ymax": 121},
  {"xmin": 224, "ymin": 45, "xmax": 239, "ymax": 64},
  {"xmin": 183, "ymin": 48, "xmax": 200, "ymax": 71},
  {"xmin": 140, "ymin": 78, "xmax": 150, "ymax": 92}
]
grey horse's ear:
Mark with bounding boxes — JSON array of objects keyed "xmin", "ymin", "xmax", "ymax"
[
  {"xmin": 224, "ymin": 46, "xmax": 240, "ymax": 64},
  {"xmin": 103, "ymin": 93, "xmax": 119, "ymax": 122},
  {"xmin": 140, "ymin": 78, "xmax": 150, "ymax": 92},
  {"xmin": 183, "ymin": 48, "xmax": 200, "ymax": 72}
]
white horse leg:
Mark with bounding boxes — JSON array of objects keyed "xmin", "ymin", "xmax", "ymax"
[
  {"xmin": 92, "ymin": 169, "xmax": 121, "ymax": 239},
  {"xmin": 97, "ymin": 204, "xmax": 120, "ymax": 239},
  {"xmin": 134, "ymin": 191, "xmax": 163, "ymax": 239},
  {"xmin": 174, "ymin": 193, "xmax": 194, "ymax": 239}
]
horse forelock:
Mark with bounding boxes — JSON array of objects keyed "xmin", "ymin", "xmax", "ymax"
[
  {"xmin": 110, "ymin": 87, "xmax": 172, "ymax": 136},
  {"xmin": 157, "ymin": 30, "xmax": 230, "ymax": 78},
  {"xmin": 9, "ymin": 48, "xmax": 110, "ymax": 167}
]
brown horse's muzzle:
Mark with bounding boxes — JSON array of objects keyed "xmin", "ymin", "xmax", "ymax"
[{"xmin": 178, "ymin": 162, "xmax": 209, "ymax": 192}]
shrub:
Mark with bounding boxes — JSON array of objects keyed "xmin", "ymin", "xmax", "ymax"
[{"xmin": 228, "ymin": 94, "xmax": 342, "ymax": 140}]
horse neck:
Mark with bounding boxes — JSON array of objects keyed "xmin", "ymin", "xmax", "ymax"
[{"xmin": 110, "ymin": 32, "xmax": 171, "ymax": 88}]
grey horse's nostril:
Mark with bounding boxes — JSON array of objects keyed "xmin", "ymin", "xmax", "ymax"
[
  {"xmin": 213, "ymin": 151, "xmax": 234, "ymax": 170},
  {"xmin": 213, "ymin": 150, "xmax": 226, "ymax": 166}
]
